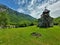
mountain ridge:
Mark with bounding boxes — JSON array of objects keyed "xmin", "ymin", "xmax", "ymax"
[{"xmin": 0, "ymin": 4, "xmax": 37, "ymax": 27}]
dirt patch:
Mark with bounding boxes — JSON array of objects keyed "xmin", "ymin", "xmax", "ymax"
[{"xmin": 31, "ymin": 32, "xmax": 41, "ymax": 38}]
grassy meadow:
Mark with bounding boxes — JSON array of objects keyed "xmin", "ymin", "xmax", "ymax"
[{"xmin": 0, "ymin": 26, "xmax": 60, "ymax": 45}]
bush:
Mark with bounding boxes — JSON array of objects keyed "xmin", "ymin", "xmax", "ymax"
[{"xmin": 54, "ymin": 23, "xmax": 59, "ymax": 25}]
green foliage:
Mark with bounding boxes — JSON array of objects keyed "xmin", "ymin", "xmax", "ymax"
[
  {"xmin": 53, "ymin": 17, "xmax": 60, "ymax": 25},
  {"xmin": 0, "ymin": 11, "xmax": 10, "ymax": 26}
]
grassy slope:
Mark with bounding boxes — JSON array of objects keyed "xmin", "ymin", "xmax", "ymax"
[
  {"xmin": 0, "ymin": 26, "xmax": 60, "ymax": 45},
  {"xmin": 0, "ymin": 4, "xmax": 37, "ymax": 25}
]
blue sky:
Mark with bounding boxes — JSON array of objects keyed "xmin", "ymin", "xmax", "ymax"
[
  {"xmin": 0, "ymin": 0, "xmax": 60, "ymax": 18},
  {"xmin": 0, "ymin": 0, "xmax": 19, "ymax": 9}
]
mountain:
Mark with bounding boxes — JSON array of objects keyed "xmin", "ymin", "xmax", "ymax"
[{"xmin": 0, "ymin": 4, "xmax": 37, "ymax": 27}]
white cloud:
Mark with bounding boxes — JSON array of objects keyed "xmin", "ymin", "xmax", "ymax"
[
  {"xmin": 29, "ymin": 0, "xmax": 60, "ymax": 18},
  {"xmin": 28, "ymin": 1, "xmax": 49, "ymax": 18},
  {"xmin": 18, "ymin": 0, "xmax": 25, "ymax": 5},
  {"xmin": 47, "ymin": 1, "xmax": 60, "ymax": 18},
  {"xmin": 17, "ymin": 8, "xmax": 25, "ymax": 13},
  {"xmin": 16, "ymin": 0, "xmax": 60, "ymax": 18},
  {"xmin": 47, "ymin": 1, "xmax": 60, "ymax": 12},
  {"xmin": 29, "ymin": 0, "xmax": 35, "ymax": 6}
]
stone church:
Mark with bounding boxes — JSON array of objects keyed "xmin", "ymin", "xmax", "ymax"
[{"xmin": 38, "ymin": 8, "xmax": 53, "ymax": 28}]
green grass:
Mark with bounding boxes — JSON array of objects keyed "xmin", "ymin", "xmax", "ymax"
[{"xmin": 0, "ymin": 26, "xmax": 60, "ymax": 45}]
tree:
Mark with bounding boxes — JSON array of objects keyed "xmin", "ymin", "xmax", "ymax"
[{"xmin": 0, "ymin": 11, "xmax": 10, "ymax": 28}]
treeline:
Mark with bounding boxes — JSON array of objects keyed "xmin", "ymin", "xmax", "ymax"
[
  {"xmin": 0, "ymin": 11, "xmax": 10, "ymax": 28},
  {"xmin": 53, "ymin": 17, "xmax": 60, "ymax": 25}
]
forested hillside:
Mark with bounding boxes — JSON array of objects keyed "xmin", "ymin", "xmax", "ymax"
[{"xmin": 0, "ymin": 4, "xmax": 37, "ymax": 28}]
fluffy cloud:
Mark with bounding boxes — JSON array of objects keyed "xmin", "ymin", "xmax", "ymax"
[
  {"xmin": 16, "ymin": 0, "xmax": 60, "ymax": 18},
  {"xmin": 47, "ymin": 1, "xmax": 60, "ymax": 18},
  {"xmin": 17, "ymin": 8, "xmax": 24, "ymax": 13}
]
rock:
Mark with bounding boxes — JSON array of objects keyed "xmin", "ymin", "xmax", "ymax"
[{"xmin": 31, "ymin": 32, "xmax": 41, "ymax": 38}]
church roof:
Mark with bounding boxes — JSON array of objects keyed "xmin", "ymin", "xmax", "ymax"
[{"xmin": 43, "ymin": 9, "xmax": 50, "ymax": 13}]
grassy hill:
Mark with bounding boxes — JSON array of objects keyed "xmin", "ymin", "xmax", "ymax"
[
  {"xmin": 0, "ymin": 4, "xmax": 37, "ymax": 27},
  {"xmin": 0, "ymin": 26, "xmax": 60, "ymax": 45}
]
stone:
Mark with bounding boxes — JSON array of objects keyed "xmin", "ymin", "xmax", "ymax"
[{"xmin": 31, "ymin": 32, "xmax": 41, "ymax": 38}]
